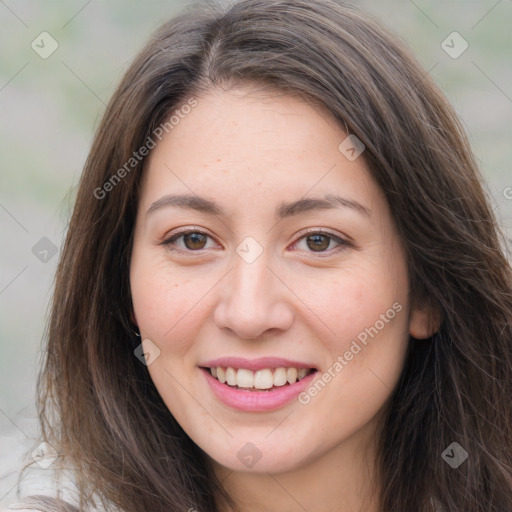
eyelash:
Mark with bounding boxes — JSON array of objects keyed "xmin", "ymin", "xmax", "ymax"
[{"xmin": 160, "ymin": 227, "xmax": 350, "ymax": 256}]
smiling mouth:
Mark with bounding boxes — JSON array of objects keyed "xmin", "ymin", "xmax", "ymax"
[{"xmin": 201, "ymin": 366, "xmax": 317, "ymax": 391}]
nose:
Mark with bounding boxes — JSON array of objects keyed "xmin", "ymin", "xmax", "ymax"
[{"xmin": 213, "ymin": 250, "xmax": 294, "ymax": 340}]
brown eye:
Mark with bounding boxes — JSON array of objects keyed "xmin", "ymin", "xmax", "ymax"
[
  {"xmin": 293, "ymin": 231, "xmax": 348, "ymax": 255},
  {"xmin": 183, "ymin": 232, "xmax": 208, "ymax": 250},
  {"xmin": 162, "ymin": 230, "xmax": 215, "ymax": 252},
  {"xmin": 306, "ymin": 234, "xmax": 331, "ymax": 252}
]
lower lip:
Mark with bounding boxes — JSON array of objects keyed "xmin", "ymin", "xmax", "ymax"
[{"xmin": 201, "ymin": 367, "xmax": 318, "ymax": 412}]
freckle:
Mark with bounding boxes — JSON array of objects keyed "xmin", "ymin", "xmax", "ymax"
[
  {"xmin": 216, "ymin": 158, "xmax": 221, "ymax": 162},
  {"xmin": 174, "ymin": 284, "xmax": 179, "ymax": 287}
]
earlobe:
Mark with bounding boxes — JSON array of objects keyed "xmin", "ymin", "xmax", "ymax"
[{"xmin": 409, "ymin": 301, "xmax": 442, "ymax": 339}]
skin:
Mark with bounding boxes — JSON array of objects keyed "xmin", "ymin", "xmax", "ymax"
[{"xmin": 129, "ymin": 86, "xmax": 438, "ymax": 512}]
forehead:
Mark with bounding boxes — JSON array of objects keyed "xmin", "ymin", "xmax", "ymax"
[
  {"xmin": 140, "ymin": 86, "xmax": 383, "ymax": 218},
  {"xmin": 154, "ymin": 87, "xmax": 342, "ymax": 163}
]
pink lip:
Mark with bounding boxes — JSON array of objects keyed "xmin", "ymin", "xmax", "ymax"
[
  {"xmin": 200, "ymin": 356, "xmax": 316, "ymax": 371},
  {"xmin": 200, "ymin": 367, "xmax": 318, "ymax": 412}
]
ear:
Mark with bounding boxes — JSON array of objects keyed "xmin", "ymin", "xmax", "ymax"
[{"xmin": 409, "ymin": 299, "xmax": 442, "ymax": 339}]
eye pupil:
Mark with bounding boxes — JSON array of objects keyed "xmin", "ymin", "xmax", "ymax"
[
  {"xmin": 307, "ymin": 234, "xmax": 330, "ymax": 251},
  {"xmin": 184, "ymin": 232, "xmax": 207, "ymax": 250}
]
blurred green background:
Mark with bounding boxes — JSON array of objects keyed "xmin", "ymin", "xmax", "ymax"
[{"xmin": 1, "ymin": 0, "xmax": 511, "ymax": 505}]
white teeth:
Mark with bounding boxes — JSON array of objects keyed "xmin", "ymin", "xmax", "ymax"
[
  {"xmin": 286, "ymin": 367, "xmax": 298, "ymax": 384},
  {"xmin": 254, "ymin": 369, "xmax": 274, "ymax": 389},
  {"xmin": 273, "ymin": 367, "xmax": 288, "ymax": 386},
  {"xmin": 217, "ymin": 367, "xmax": 226, "ymax": 383},
  {"xmin": 236, "ymin": 368, "xmax": 254, "ymax": 388},
  {"xmin": 297, "ymin": 368, "xmax": 309, "ymax": 380},
  {"xmin": 225, "ymin": 367, "xmax": 237, "ymax": 386},
  {"xmin": 210, "ymin": 366, "xmax": 314, "ymax": 389}
]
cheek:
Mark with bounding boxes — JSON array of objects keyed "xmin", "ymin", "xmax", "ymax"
[
  {"xmin": 130, "ymin": 257, "xmax": 211, "ymax": 354},
  {"xmin": 293, "ymin": 273, "xmax": 409, "ymax": 437},
  {"xmin": 299, "ymin": 264, "xmax": 407, "ymax": 349},
  {"xmin": 296, "ymin": 249, "xmax": 410, "ymax": 396}
]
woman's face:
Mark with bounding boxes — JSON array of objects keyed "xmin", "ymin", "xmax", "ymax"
[{"xmin": 130, "ymin": 87, "xmax": 434, "ymax": 474}]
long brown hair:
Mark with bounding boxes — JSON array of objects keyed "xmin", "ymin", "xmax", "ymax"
[{"xmin": 20, "ymin": 0, "xmax": 512, "ymax": 510}]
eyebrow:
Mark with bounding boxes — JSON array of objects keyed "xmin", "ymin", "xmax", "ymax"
[{"xmin": 146, "ymin": 193, "xmax": 371, "ymax": 219}]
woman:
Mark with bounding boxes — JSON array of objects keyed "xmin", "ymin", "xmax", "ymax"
[{"xmin": 11, "ymin": 0, "xmax": 512, "ymax": 510}]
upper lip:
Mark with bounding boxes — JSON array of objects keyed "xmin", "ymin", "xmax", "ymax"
[{"xmin": 200, "ymin": 357, "xmax": 317, "ymax": 371}]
